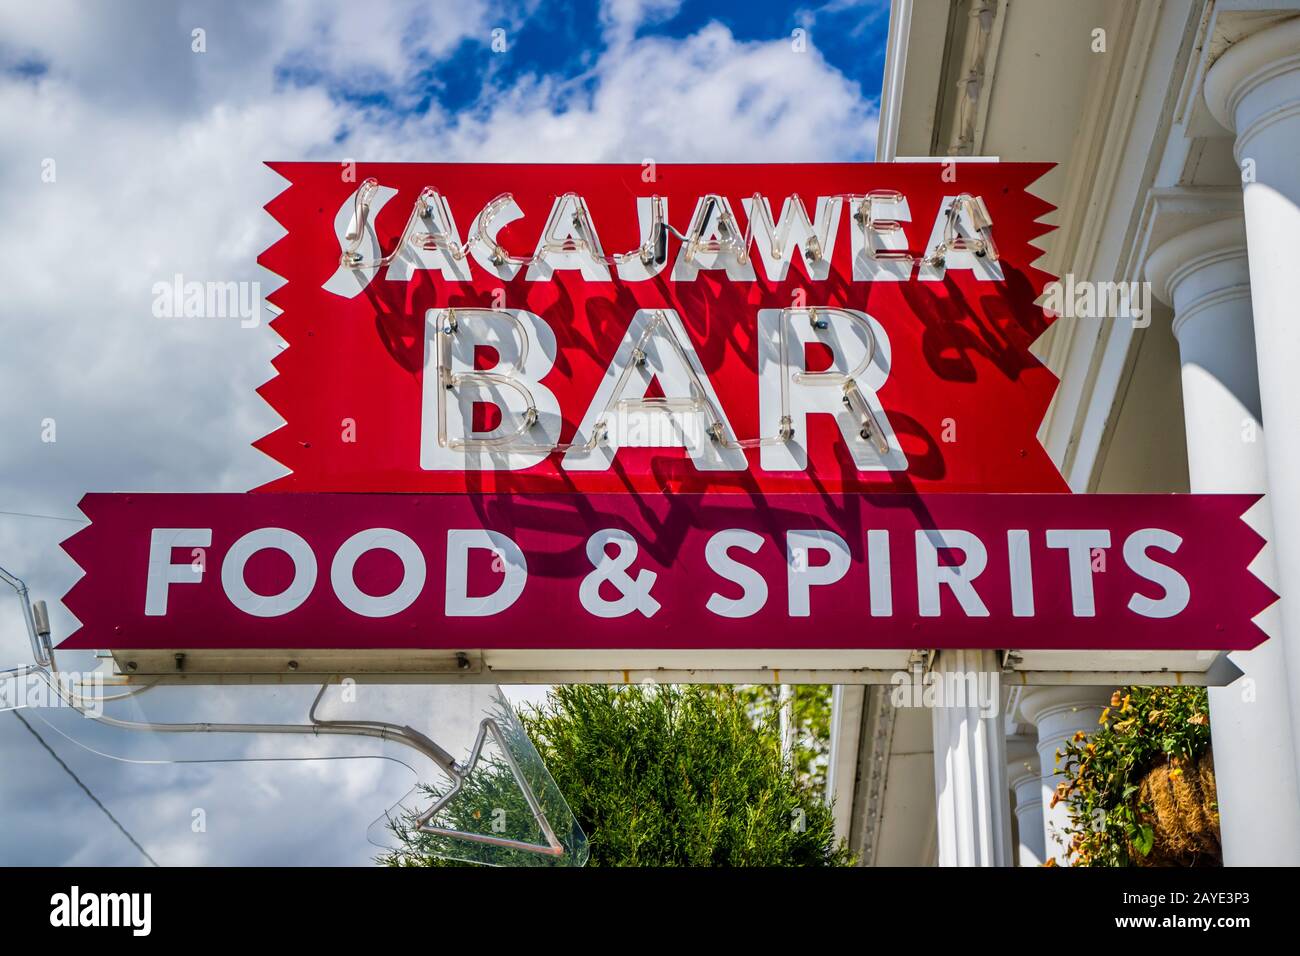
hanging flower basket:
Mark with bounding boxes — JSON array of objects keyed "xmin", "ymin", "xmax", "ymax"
[{"xmin": 1128, "ymin": 748, "xmax": 1220, "ymax": 866}]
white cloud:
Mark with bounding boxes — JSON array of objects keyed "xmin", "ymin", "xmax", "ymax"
[
  {"xmin": 599, "ymin": 0, "xmax": 686, "ymax": 46},
  {"xmin": 0, "ymin": 0, "xmax": 511, "ymax": 111},
  {"xmin": 0, "ymin": 2, "xmax": 878, "ymax": 864},
  {"xmin": 346, "ymin": 23, "xmax": 876, "ymax": 162}
]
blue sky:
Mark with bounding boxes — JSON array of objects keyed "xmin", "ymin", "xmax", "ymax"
[
  {"xmin": 278, "ymin": 0, "xmax": 891, "ymax": 128},
  {"xmin": 0, "ymin": 0, "xmax": 890, "ymax": 864}
]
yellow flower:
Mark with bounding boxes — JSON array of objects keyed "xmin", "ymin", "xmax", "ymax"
[{"xmin": 1110, "ymin": 691, "xmax": 1122, "ymax": 708}]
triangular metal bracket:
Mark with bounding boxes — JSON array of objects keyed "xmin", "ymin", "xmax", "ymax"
[{"xmin": 413, "ymin": 717, "xmax": 565, "ymax": 857}]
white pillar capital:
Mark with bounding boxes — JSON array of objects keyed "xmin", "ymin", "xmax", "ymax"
[
  {"xmin": 1145, "ymin": 216, "xmax": 1251, "ymax": 341},
  {"xmin": 1205, "ymin": 17, "xmax": 1300, "ymax": 155},
  {"xmin": 1017, "ymin": 685, "xmax": 1111, "ymax": 730}
]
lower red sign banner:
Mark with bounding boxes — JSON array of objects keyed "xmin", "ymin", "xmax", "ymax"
[{"xmin": 59, "ymin": 493, "xmax": 1269, "ymax": 652}]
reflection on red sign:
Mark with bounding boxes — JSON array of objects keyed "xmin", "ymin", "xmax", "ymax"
[
  {"xmin": 59, "ymin": 493, "xmax": 1269, "ymax": 652},
  {"xmin": 254, "ymin": 163, "xmax": 1066, "ymax": 494}
]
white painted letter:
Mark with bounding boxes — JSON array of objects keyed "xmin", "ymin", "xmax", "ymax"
[
  {"xmin": 868, "ymin": 529, "xmax": 893, "ymax": 616},
  {"xmin": 915, "ymin": 529, "xmax": 989, "ymax": 617},
  {"xmin": 445, "ymin": 530, "xmax": 527, "ymax": 617},
  {"xmin": 527, "ymin": 194, "xmax": 611, "ymax": 282},
  {"xmin": 221, "ymin": 529, "xmax": 318, "ymax": 618},
  {"xmin": 322, "ymin": 182, "xmax": 399, "ymax": 298},
  {"xmin": 787, "ymin": 529, "xmax": 851, "ymax": 616},
  {"xmin": 917, "ymin": 195, "xmax": 1004, "ymax": 282},
  {"xmin": 145, "ymin": 528, "xmax": 212, "ymax": 615},
  {"xmin": 1123, "ymin": 529, "xmax": 1190, "ymax": 619},
  {"xmin": 1007, "ymin": 529, "xmax": 1035, "ymax": 617},
  {"xmin": 706, "ymin": 529, "xmax": 769, "ymax": 618},
  {"xmin": 758, "ymin": 307, "xmax": 907, "ymax": 472},
  {"xmin": 1046, "ymin": 529, "xmax": 1111, "ymax": 617},
  {"xmin": 421, "ymin": 309, "xmax": 563, "ymax": 471},
  {"xmin": 331, "ymin": 529, "xmax": 427, "ymax": 618},
  {"xmin": 744, "ymin": 195, "xmax": 843, "ymax": 282},
  {"xmin": 563, "ymin": 309, "xmax": 746, "ymax": 472}
]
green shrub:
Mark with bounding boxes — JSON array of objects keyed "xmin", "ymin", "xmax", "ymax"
[
  {"xmin": 383, "ymin": 683, "xmax": 851, "ymax": 867},
  {"xmin": 728, "ymin": 684, "xmax": 834, "ymax": 800}
]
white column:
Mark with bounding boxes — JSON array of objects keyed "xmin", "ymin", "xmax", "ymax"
[
  {"xmin": 1147, "ymin": 216, "xmax": 1300, "ymax": 864},
  {"xmin": 825, "ymin": 684, "xmax": 865, "ymax": 843},
  {"xmin": 1006, "ymin": 734, "xmax": 1044, "ymax": 867},
  {"xmin": 1206, "ymin": 16, "xmax": 1300, "ymax": 793},
  {"xmin": 930, "ymin": 649, "xmax": 1012, "ymax": 866},
  {"xmin": 1019, "ymin": 687, "xmax": 1111, "ymax": 865}
]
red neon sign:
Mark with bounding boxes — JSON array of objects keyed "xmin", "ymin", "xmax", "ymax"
[{"xmin": 254, "ymin": 163, "xmax": 1066, "ymax": 494}]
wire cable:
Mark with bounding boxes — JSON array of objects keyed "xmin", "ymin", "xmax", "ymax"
[
  {"xmin": 0, "ymin": 509, "xmax": 88, "ymax": 524},
  {"xmin": 10, "ymin": 710, "xmax": 160, "ymax": 866}
]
